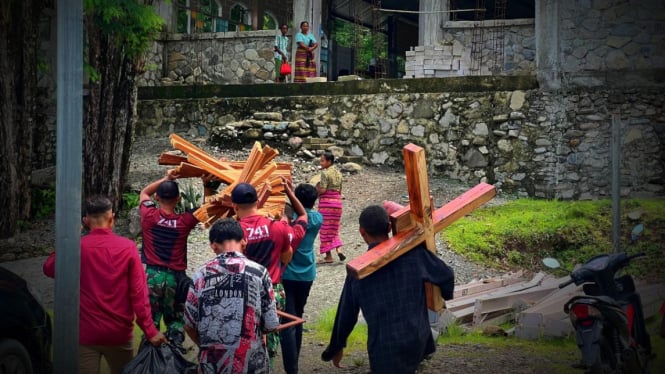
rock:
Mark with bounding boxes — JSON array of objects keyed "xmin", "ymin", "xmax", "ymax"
[
  {"xmin": 623, "ymin": 128, "xmax": 642, "ymax": 144},
  {"xmin": 288, "ymin": 137, "xmax": 303, "ymax": 149},
  {"xmin": 627, "ymin": 210, "xmax": 643, "ymax": 221},
  {"xmin": 350, "ymin": 145, "xmax": 364, "ymax": 156},
  {"xmin": 411, "ymin": 125, "xmax": 426, "ymax": 137},
  {"xmin": 341, "ymin": 162, "xmax": 363, "ymax": 173},
  {"xmin": 243, "ymin": 128, "xmax": 262, "ymax": 139},
  {"xmin": 472, "ymin": 122, "xmax": 489, "ymax": 136},
  {"xmin": 302, "ymin": 149, "xmax": 316, "ymax": 159},
  {"xmin": 497, "ymin": 139, "xmax": 513, "ymax": 152},
  {"xmin": 254, "ymin": 112, "xmax": 283, "ymax": 121},
  {"xmin": 371, "ymin": 151, "xmax": 390, "ymax": 164},
  {"xmin": 509, "ymin": 91, "xmax": 526, "ymax": 110},
  {"xmin": 438, "ymin": 108, "xmax": 458, "ymax": 128},
  {"xmin": 244, "ymin": 49, "xmax": 260, "ymax": 61},
  {"xmin": 607, "ymin": 36, "xmax": 631, "ymax": 49},
  {"xmin": 606, "ymin": 50, "xmax": 629, "ymax": 70},
  {"xmin": 128, "ymin": 208, "xmax": 142, "ymax": 238},
  {"xmin": 464, "ymin": 149, "xmax": 488, "ymax": 167},
  {"xmin": 328, "ymin": 146, "xmax": 345, "ymax": 159}
]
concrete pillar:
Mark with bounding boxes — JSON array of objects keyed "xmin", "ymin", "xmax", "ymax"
[
  {"xmin": 418, "ymin": 0, "xmax": 446, "ymax": 46},
  {"xmin": 535, "ymin": 0, "xmax": 561, "ymax": 90}
]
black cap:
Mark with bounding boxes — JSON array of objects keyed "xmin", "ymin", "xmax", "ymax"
[
  {"xmin": 156, "ymin": 180, "xmax": 180, "ymax": 199},
  {"xmin": 231, "ymin": 183, "xmax": 258, "ymax": 204}
]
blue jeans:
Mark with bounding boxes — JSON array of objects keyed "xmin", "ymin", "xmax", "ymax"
[{"xmin": 280, "ymin": 279, "xmax": 313, "ymax": 374}]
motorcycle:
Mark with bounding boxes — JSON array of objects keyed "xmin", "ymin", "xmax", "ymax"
[{"xmin": 543, "ymin": 250, "xmax": 653, "ymax": 373}]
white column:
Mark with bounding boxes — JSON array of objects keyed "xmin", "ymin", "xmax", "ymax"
[
  {"xmin": 418, "ymin": 0, "xmax": 446, "ymax": 46},
  {"xmin": 311, "ymin": 0, "xmax": 322, "ymax": 76}
]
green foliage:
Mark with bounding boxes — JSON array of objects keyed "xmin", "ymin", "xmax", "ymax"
[
  {"xmin": 442, "ymin": 198, "xmax": 665, "ymax": 281},
  {"xmin": 313, "ymin": 307, "xmax": 367, "ymax": 352},
  {"xmin": 263, "ymin": 12, "xmax": 276, "ymax": 30},
  {"xmin": 84, "ymin": 0, "xmax": 165, "ymax": 58},
  {"xmin": 331, "ymin": 19, "xmax": 386, "ymax": 69},
  {"xmin": 30, "ymin": 187, "xmax": 56, "ymax": 219},
  {"xmin": 122, "ymin": 192, "xmax": 140, "ymax": 210},
  {"xmin": 84, "ymin": 63, "xmax": 101, "ymax": 83}
]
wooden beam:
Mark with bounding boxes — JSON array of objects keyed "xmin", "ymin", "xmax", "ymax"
[
  {"xmin": 403, "ymin": 144, "xmax": 436, "ymax": 252},
  {"xmin": 432, "ymin": 182, "xmax": 496, "ymax": 232},
  {"xmin": 347, "ymin": 183, "xmax": 497, "ymax": 280}
]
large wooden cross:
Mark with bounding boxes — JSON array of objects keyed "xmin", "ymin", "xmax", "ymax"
[{"xmin": 346, "ymin": 143, "xmax": 496, "ymax": 311}]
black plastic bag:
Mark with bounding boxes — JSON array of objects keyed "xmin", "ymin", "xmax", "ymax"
[{"xmin": 121, "ymin": 341, "xmax": 197, "ymax": 374}]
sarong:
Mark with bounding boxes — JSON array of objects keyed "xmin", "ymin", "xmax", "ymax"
[
  {"xmin": 294, "ymin": 46, "xmax": 316, "ymax": 83},
  {"xmin": 318, "ymin": 190, "xmax": 343, "ymax": 254}
]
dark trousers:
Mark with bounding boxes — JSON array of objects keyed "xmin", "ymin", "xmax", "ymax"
[{"xmin": 280, "ymin": 279, "xmax": 313, "ymax": 374}]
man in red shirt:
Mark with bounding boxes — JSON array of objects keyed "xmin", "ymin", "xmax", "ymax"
[
  {"xmin": 231, "ymin": 180, "xmax": 308, "ymax": 365},
  {"xmin": 139, "ymin": 170, "xmax": 199, "ymax": 348},
  {"xmin": 43, "ymin": 196, "xmax": 166, "ymax": 373}
]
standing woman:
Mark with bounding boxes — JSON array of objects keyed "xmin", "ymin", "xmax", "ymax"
[
  {"xmin": 294, "ymin": 21, "xmax": 318, "ymax": 83},
  {"xmin": 316, "ymin": 151, "xmax": 345, "ymax": 263}
]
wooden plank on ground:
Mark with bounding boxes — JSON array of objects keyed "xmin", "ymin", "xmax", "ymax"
[
  {"xmin": 453, "ymin": 271, "xmax": 525, "ymax": 299},
  {"xmin": 471, "ymin": 280, "xmax": 559, "ymax": 326}
]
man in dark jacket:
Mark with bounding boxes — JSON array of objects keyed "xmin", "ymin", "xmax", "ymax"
[{"xmin": 322, "ymin": 205, "xmax": 455, "ymax": 374}]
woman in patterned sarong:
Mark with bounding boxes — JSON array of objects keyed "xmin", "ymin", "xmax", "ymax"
[
  {"xmin": 316, "ymin": 151, "xmax": 345, "ymax": 263},
  {"xmin": 294, "ymin": 21, "xmax": 318, "ymax": 83}
]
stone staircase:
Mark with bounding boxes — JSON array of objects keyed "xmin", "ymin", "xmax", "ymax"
[{"xmin": 301, "ymin": 137, "xmax": 363, "ymax": 164}]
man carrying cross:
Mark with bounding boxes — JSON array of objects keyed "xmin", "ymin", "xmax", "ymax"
[{"xmin": 321, "ymin": 204, "xmax": 454, "ymax": 373}]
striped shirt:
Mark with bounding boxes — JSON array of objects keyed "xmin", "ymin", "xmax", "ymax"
[{"xmin": 274, "ymin": 34, "xmax": 289, "ymax": 60}]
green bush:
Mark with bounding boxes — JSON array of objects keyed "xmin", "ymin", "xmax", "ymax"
[{"xmin": 31, "ymin": 187, "xmax": 56, "ymax": 219}]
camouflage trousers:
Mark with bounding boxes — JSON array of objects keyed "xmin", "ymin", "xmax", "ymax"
[
  {"xmin": 146, "ymin": 265, "xmax": 185, "ymax": 343},
  {"xmin": 268, "ymin": 283, "xmax": 285, "ymax": 367}
]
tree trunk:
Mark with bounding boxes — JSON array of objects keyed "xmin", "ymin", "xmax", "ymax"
[
  {"xmin": 83, "ymin": 16, "xmax": 137, "ymax": 213},
  {"xmin": 0, "ymin": 0, "xmax": 40, "ymax": 238}
]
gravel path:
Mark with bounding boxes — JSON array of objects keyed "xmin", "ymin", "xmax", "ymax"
[{"xmin": 125, "ymin": 136, "xmax": 505, "ymax": 324}]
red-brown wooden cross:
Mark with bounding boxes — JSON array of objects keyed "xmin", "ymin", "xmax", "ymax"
[{"xmin": 346, "ymin": 143, "xmax": 496, "ymax": 311}]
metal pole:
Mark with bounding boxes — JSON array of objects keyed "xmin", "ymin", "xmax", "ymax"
[
  {"xmin": 55, "ymin": 0, "xmax": 83, "ymax": 372},
  {"xmin": 611, "ymin": 114, "xmax": 621, "ymax": 253}
]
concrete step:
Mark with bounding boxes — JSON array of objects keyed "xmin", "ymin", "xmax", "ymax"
[
  {"xmin": 306, "ymin": 143, "xmax": 336, "ymax": 151},
  {"xmin": 338, "ymin": 155, "xmax": 364, "ymax": 163},
  {"xmin": 302, "ymin": 137, "xmax": 327, "ymax": 145}
]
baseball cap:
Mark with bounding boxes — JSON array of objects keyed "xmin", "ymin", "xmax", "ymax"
[
  {"xmin": 231, "ymin": 183, "xmax": 258, "ymax": 204},
  {"xmin": 156, "ymin": 180, "xmax": 180, "ymax": 199}
]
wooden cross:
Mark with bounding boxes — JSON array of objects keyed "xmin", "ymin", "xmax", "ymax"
[{"xmin": 346, "ymin": 143, "xmax": 496, "ymax": 311}]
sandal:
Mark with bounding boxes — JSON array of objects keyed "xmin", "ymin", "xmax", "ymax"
[
  {"xmin": 316, "ymin": 260, "xmax": 334, "ymax": 265},
  {"xmin": 337, "ymin": 252, "xmax": 346, "ymax": 262}
]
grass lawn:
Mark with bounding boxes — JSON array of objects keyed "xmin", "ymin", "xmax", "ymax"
[{"xmin": 442, "ymin": 198, "xmax": 665, "ymax": 282}]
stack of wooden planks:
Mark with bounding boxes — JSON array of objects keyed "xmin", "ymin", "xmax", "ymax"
[
  {"xmin": 445, "ymin": 270, "xmax": 665, "ymax": 341},
  {"xmin": 159, "ymin": 134, "xmax": 292, "ymax": 226}
]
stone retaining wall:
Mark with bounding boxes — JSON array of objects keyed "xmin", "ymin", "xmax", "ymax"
[
  {"xmin": 138, "ymin": 30, "xmax": 279, "ymax": 86},
  {"xmin": 136, "ymin": 86, "xmax": 665, "ymax": 200}
]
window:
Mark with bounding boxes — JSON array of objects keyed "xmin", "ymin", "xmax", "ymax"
[
  {"xmin": 176, "ymin": 0, "xmax": 225, "ymax": 34},
  {"xmin": 263, "ymin": 11, "xmax": 277, "ymax": 30},
  {"xmin": 229, "ymin": 3, "xmax": 251, "ymax": 31}
]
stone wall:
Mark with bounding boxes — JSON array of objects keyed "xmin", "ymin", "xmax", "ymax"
[
  {"xmin": 136, "ymin": 85, "xmax": 665, "ymax": 200},
  {"xmin": 559, "ymin": 0, "xmax": 665, "ymax": 80},
  {"xmin": 406, "ymin": 19, "xmax": 535, "ymax": 78},
  {"xmin": 138, "ymin": 30, "xmax": 279, "ymax": 86}
]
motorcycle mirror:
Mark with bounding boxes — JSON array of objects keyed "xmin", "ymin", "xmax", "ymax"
[{"xmin": 542, "ymin": 257, "xmax": 561, "ymax": 269}]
